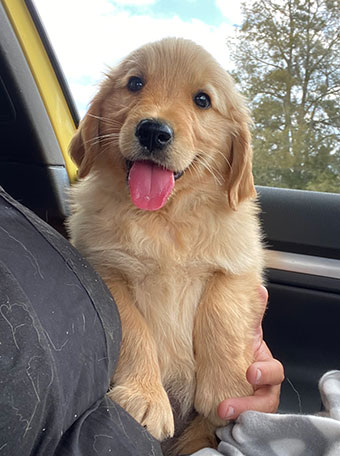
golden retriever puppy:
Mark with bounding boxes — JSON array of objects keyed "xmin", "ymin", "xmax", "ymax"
[{"xmin": 67, "ymin": 37, "xmax": 264, "ymax": 455}]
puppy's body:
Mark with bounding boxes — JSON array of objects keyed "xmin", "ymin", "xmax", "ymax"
[{"xmin": 68, "ymin": 38, "xmax": 264, "ymax": 454}]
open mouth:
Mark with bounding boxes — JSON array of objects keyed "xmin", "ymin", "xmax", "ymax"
[{"xmin": 126, "ymin": 159, "xmax": 184, "ymax": 211}]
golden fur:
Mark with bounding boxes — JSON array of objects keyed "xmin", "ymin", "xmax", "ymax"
[{"xmin": 67, "ymin": 38, "xmax": 264, "ymax": 454}]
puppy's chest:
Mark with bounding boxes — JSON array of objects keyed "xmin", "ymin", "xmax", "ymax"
[
  {"xmin": 131, "ymin": 260, "xmax": 212, "ymax": 320},
  {"xmin": 114, "ymin": 219, "xmax": 221, "ymax": 321},
  {"xmin": 131, "ymin": 261, "xmax": 211, "ymax": 392}
]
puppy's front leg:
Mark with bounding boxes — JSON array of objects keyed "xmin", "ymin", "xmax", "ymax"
[
  {"xmin": 106, "ymin": 278, "xmax": 174, "ymax": 441},
  {"xmin": 194, "ymin": 271, "xmax": 263, "ymax": 428}
]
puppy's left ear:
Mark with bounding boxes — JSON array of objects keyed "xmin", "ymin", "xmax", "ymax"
[{"xmin": 226, "ymin": 120, "xmax": 256, "ymax": 210}]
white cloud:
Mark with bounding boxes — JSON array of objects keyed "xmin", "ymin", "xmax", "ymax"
[
  {"xmin": 216, "ymin": 0, "xmax": 243, "ymax": 25},
  {"xmin": 34, "ymin": 0, "xmax": 237, "ymax": 116},
  {"xmin": 112, "ymin": 0, "xmax": 157, "ymax": 4}
]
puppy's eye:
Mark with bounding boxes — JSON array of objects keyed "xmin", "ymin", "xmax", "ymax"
[
  {"xmin": 127, "ymin": 76, "xmax": 144, "ymax": 92},
  {"xmin": 194, "ymin": 92, "xmax": 211, "ymax": 109}
]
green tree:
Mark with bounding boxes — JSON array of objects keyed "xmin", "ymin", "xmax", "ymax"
[{"xmin": 229, "ymin": 0, "xmax": 340, "ymax": 193}]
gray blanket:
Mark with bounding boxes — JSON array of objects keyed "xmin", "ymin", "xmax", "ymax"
[{"xmin": 192, "ymin": 370, "xmax": 340, "ymax": 456}]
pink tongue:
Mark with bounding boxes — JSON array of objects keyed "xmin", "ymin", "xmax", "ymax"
[{"xmin": 128, "ymin": 161, "xmax": 175, "ymax": 211}]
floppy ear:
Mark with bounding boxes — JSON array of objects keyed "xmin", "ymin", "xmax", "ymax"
[
  {"xmin": 69, "ymin": 100, "xmax": 101, "ymax": 179},
  {"xmin": 226, "ymin": 120, "xmax": 257, "ymax": 210}
]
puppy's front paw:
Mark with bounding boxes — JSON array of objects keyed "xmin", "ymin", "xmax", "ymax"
[
  {"xmin": 195, "ymin": 373, "xmax": 253, "ymax": 426},
  {"xmin": 108, "ymin": 381, "xmax": 174, "ymax": 441}
]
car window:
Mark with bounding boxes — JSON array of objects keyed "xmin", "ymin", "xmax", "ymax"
[
  {"xmin": 229, "ymin": 0, "xmax": 340, "ymax": 195},
  {"xmin": 33, "ymin": 0, "xmax": 237, "ymax": 116},
  {"xmin": 33, "ymin": 0, "xmax": 340, "ymax": 194}
]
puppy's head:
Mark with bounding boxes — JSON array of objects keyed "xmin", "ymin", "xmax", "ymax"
[{"xmin": 70, "ymin": 38, "xmax": 256, "ymax": 211}]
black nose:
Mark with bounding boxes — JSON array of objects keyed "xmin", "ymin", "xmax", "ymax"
[{"xmin": 135, "ymin": 119, "xmax": 173, "ymax": 153}]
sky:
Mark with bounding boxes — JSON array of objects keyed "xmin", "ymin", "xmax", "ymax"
[{"xmin": 33, "ymin": 0, "xmax": 243, "ymax": 116}]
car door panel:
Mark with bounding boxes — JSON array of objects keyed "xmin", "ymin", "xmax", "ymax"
[{"xmin": 258, "ymin": 187, "xmax": 340, "ymax": 414}]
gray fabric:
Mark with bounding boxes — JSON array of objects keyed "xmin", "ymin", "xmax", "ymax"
[{"xmin": 192, "ymin": 370, "xmax": 340, "ymax": 456}]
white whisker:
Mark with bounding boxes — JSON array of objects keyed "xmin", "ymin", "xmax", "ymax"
[
  {"xmin": 214, "ymin": 149, "xmax": 232, "ymax": 170},
  {"xmin": 87, "ymin": 113, "xmax": 122, "ymax": 128},
  {"xmin": 195, "ymin": 155, "xmax": 224, "ymax": 186},
  {"xmin": 84, "ymin": 133, "xmax": 120, "ymax": 148}
]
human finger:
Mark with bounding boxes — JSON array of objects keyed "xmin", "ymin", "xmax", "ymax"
[
  {"xmin": 217, "ymin": 385, "xmax": 281, "ymax": 420},
  {"xmin": 246, "ymin": 357, "xmax": 285, "ymax": 387}
]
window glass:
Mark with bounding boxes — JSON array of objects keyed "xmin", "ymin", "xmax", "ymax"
[
  {"xmin": 229, "ymin": 0, "xmax": 340, "ymax": 194},
  {"xmin": 33, "ymin": 0, "xmax": 340, "ymax": 194},
  {"xmin": 33, "ymin": 0, "xmax": 236, "ymax": 116}
]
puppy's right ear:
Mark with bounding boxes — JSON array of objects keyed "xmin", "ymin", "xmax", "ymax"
[{"xmin": 69, "ymin": 101, "xmax": 100, "ymax": 179}]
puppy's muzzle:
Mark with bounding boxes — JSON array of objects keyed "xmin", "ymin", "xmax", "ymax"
[{"xmin": 135, "ymin": 119, "xmax": 173, "ymax": 154}]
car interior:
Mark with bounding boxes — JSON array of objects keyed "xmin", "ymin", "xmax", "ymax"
[{"xmin": 1, "ymin": 0, "xmax": 340, "ymax": 417}]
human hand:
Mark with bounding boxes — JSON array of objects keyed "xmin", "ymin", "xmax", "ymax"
[{"xmin": 217, "ymin": 286, "xmax": 284, "ymax": 420}]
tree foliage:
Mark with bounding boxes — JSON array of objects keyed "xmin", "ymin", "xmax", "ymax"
[{"xmin": 229, "ymin": 0, "xmax": 340, "ymax": 192}]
